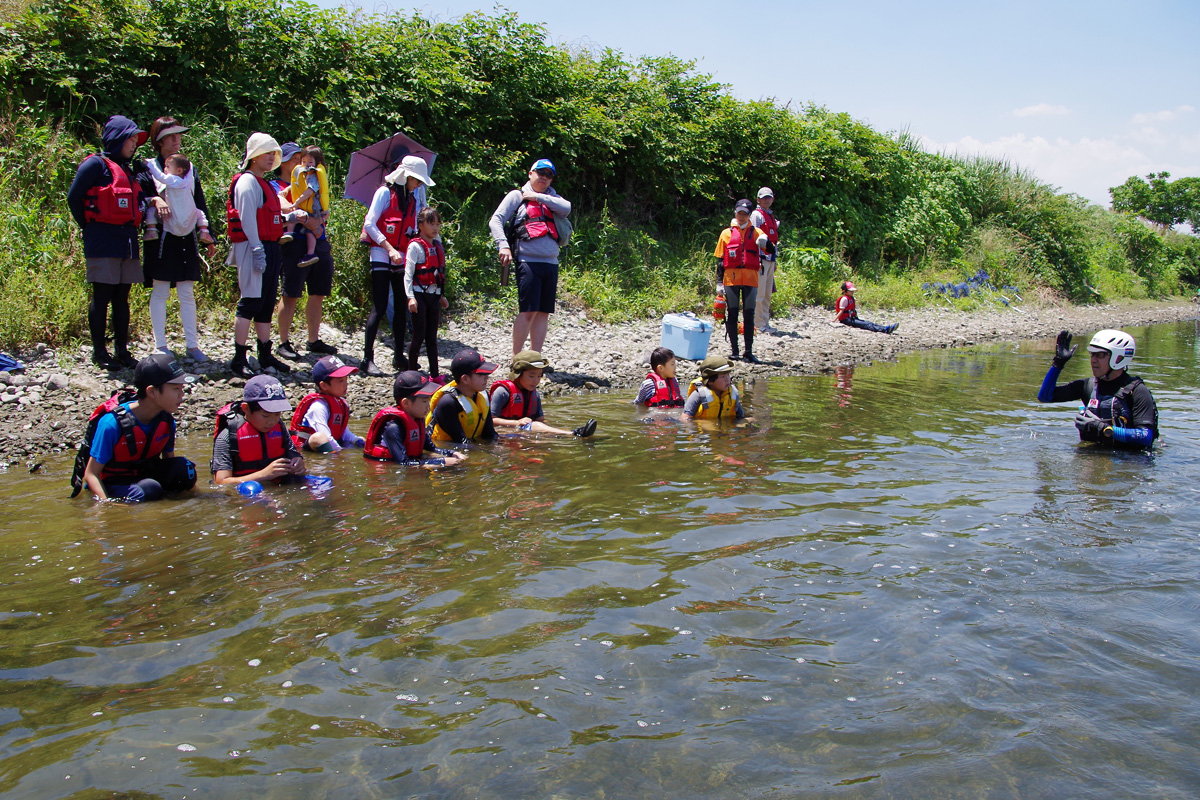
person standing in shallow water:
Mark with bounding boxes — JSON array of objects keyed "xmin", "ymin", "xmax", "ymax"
[
  {"xmin": 489, "ymin": 158, "xmax": 572, "ymax": 356},
  {"xmin": 1037, "ymin": 329, "xmax": 1159, "ymax": 449}
]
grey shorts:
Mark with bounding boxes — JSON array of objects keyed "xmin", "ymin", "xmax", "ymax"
[{"xmin": 86, "ymin": 257, "xmax": 143, "ymax": 285}]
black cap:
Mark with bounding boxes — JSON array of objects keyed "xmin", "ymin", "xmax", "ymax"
[
  {"xmin": 393, "ymin": 370, "xmax": 438, "ymax": 401},
  {"xmin": 734, "ymin": 199, "xmax": 754, "ymax": 214},
  {"xmin": 450, "ymin": 348, "xmax": 498, "ymax": 379},
  {"xmin": 133, "ymin": 353, "xmax": 186, "ymax": 390}
]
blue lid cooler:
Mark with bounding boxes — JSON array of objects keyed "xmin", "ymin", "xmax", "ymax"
[{"xmin": 660, "ymin": 312, "xmax": 713, "ymax": 361}]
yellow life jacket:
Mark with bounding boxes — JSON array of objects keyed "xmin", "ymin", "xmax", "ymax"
[
  {"xmin": 687, "ymin": 378, "xmax": 740, "ymax": 419},
  {"xmin": 426, "ymin": 382, "xmax": 490, "ymax": 441},
  {"xmin": 289, "ymin": 163, "xmax": 330, "ymax": 214}
]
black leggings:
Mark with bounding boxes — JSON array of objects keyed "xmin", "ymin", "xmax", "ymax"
[
  {"xmin": 408, "ymin": 292, "xmax": 442, "ymax": 375},
  {"xmin": 724, "ymin": 284, "xmax": 757, "ymax": 350},
  {"xmin": 89, "ymin": 282, "xmax": 132, "ymax": 354},
  {"xmin": 365, "ymin": 264, "xmax": 407, "ymax": 362}
]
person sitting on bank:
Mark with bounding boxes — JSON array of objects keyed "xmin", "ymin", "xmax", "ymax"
[
  {"xmin": 426, "ymin": 348, "xmax": 499, "ymax": 445},
  {"xmin": 1037, "ymin": 329, "xmax": 1159, "ymax": 449},
  {"xmin": 74, "ymin": 353, "xmax": 198, "ymax": 502},
  {"xmin": 363, "ymin": 370, "xmax": 467, "ymax": 468},
  {"xmin": 489, "ymin": 350, "xmax": 597, "ymax": 437},
  {"xmin": 211, "ymin": 374, "xmax": 306, "ymax": 486},
  {"xmin": 635, "ymin": 346, "xmax": 685, "ymax": 408},
  {"xmin": 290, "ymin": 355, "xmax": 365, "ymax": 454},
  {"xmin": 834, "ymin": 281, "xmax": 897, "ymax": 334},
  {"xmin": 714, "ymin": 199, "xmax": 773, "ymax": 363},
  {"xmin": 682, "ymin": 355, "xmax": 747, "ymax": 421}
]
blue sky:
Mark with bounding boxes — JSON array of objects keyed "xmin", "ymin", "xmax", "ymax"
[{"xmin": 317, "ymin": 0, "xmax": 1199, "ymax": 207}]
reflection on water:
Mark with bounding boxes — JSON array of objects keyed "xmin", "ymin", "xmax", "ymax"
[{"xmin": 1, "ymin": 322, "xmax": 1199, "ymax": 798}]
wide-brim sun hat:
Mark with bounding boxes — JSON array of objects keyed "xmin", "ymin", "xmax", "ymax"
[
  {"xmin": 509, "ymin": 350, "xmax": 553, "ymax": 379},
  {"xmin": 242, "ymin": 132, "xmax": 282, "ymax": 169},
  {"xmin": 385, "ymin": 154, "xmax": 435, "ymax": 187},
  {"xmin": 699, "ymin": 355, "xmax": 734, "ymax": 378}
]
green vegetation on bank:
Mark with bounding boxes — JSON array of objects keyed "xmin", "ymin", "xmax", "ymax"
[{"xmin": 1, "ymin": 0, "xmax": 1198, "ymax": 349}]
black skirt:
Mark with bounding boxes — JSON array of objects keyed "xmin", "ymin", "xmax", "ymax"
[{"xmin": 143, "ymin": 230, "xmax": 203, "ymax": 285}]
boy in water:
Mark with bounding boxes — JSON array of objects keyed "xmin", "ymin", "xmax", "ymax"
[
  {"xmin": 489, "ymin": 350, "xmax": 597, "ymax": 436},
  {"xmin": 682, "ymin": 355, "xmax": 747, "ymax": 421},
  {"xmin": 635, "ymin": 346, "xmax": 684, "ymax": 408},
  {"xmin": 426, "ymin": 348, "xmax": 499, "ymax": 444},
  {"xmin": 363, "ymin": 371, "xmax": 467, "ymax": 467},
  {"xmin": 211, "ymin": 375, "xmax": 306, "ymax": 486},
  {"xmin": 290, "ymin": 355, "xmax": 365, "ymax": 453}
]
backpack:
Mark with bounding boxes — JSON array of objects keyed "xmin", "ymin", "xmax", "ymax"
[{"xmin": 70, "ymin": 389, "xmax": 136, "ymax": 497}]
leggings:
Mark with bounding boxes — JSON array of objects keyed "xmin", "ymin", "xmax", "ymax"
[
  {"xmin": 89, "ymin": 282, "xmax": 131, "ymax": 354},
  {"xmin": 408, "ymin": 292, "xmax": 442, "ymax": 375},
  {"xmin": 150, "ymin": 280, "xmax": 199, "ymax": 350},
  {"xmin": 724, "ymin": 284, "xmax": 757, "ymax": 347},
  {"xmin": 365, "ymin": 264, "xmax": 407, "ymax": 361}
]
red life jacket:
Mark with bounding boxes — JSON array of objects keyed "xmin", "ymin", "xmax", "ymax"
[
  {"xmin": 412, "ymin": 238, "xmax": 446, "ymax": 289},
  {"xmin": 363, "ymin": 406, "xmax": 426, "ymax": 460},
  {"xmin": 214, "ymin": 404, "xmax": 288, "ymax": 477},
  {"xmin": 290, "ymin": 392, "xmax": 351, "ymax": 447},
  {"xmin": 723, "ymin": 225, "xmax": 761, "ymax": 270},
  {"xmin": 835, "ymin": 293, "xmax": 857, "ymax": 322},
  {"xmin": 756, "ymin": 206, "xmax": 779, "ymax": 245},
  {"xmin": 226, "ymin": 172, "xmax": 283, "ymax": 243},
  {"xmin": 70, "ymin": 392, "xmax": 172, "ymax": 495},
  {"xmin": 488, "ymin": 379, "xmax": 538, "ymax": 420},
  {"xmin": 82, "ymin": 156, "xmax": 143, "ymax": 227},
  {"xmin": 644, "ymin": 373, "xmax": 684, "ymax": 408},
  {"xmin": 363, "ymin": 187, "xmax": 418, "ymax": 249},
  {"xmin": 515, "ymin": 199, "xmax": 559, "ymax": 242}
]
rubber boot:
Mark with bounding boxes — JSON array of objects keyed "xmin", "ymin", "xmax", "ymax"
[
  {"xmin": 743, "ymin": 329, "xmax": 759, "ymax": 363},
  {"xmin": 230, "ymin": 343, "xmax": 252, "ymax": 378},
  {"xmin": 362, "ymin": 345, "xmax": 385, "ymax": 377},
  {"xmin": 725, "ymin": 317, "xmax": 740, "ymax": 359},
  {"xmin": 257, "ymin": 340, "xmax": 291, "ymax": 373}
]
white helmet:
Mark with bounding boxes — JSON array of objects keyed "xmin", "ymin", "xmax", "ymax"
[{"xmin": 1088, "ymin": 329, "xmax": 1136, "ymax": 372}]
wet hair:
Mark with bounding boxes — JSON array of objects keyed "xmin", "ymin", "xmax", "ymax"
[
  {"xmin": 417, "ymin": 206, "xmax": 441, "ymax": 226},
  {"xmin": 148, "ymin": 116, "xmax": 183, "ymax": 154},
  {"xmin": 650, "ymin": 347, "xmax": 675, "ymax": 370},
  {"xmin": 165, "ymin": 153, "xmax": 191, "ymax": 174},
  {"xmin": 303, "ymin": 145, "xmax": 325, "ymax": 167}
]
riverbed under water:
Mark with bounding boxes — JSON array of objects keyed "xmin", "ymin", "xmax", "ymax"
[{"xmin": 1, "ymin": 321, "xmax": 1198, "ymax": 799}]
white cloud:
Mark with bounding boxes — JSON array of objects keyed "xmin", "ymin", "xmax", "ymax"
[
  {"xmin": 1130, "ymin": 105, "xmax": 1195, "ymax": 125},
  {"xmin": 1011, "ymin": 103, "xmax": 1071, "ymax": 118}
]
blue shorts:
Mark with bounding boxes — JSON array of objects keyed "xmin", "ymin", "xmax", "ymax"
[{"xmin": 516, "ymin": 260, "xmax": 558, "ymax": 314}]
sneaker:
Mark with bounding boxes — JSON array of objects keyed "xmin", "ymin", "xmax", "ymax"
[
  {"xmin": 298, "ymin": 254, "xmax": 320, "ymax": 268},
  {"xmin": 362, "ymin": 359, "xmax": 386, "ymax": 378},
  {"xmin": 885, "ymin": 323, "xmax": 899, "ymax": 334},
  {"xmin": 257, "ymin": 343, "xmax": 291, "ymax": 373},
  {"xmin": 91, "ymin": 349, "xmax": 116, "ymax": 369},
  {"xmin": 279, "ymin": 232, "xmax": 294, "ymax": 245},
  {"xmin": 275, "ymin": 341, "xmax": 300, "ymax": 360},
  {"xmin": 114, "ymin": 350, "xmax": 138, "ymax": 369},
  {"xmin": 572, "ymin": 419, "xmax": 598, "ymax": 438},
  {"xmin": 186, "ymin": 347, "xmax": 210, "ymax": 363},
  {"xmin": 155, "ymin": 346, "xmax": 175, "ymax": 358},
  {"xmin": 307, "ymin": 339, "xmax": 337, "ymax": 355}
]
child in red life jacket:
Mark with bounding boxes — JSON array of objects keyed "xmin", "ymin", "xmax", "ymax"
[
  {"xmin": 290, "ymin": 355, "xmax": 365, "ymax": 454},
  {"xmin": 362, "ymin": 371, "xmax": 467, "ymax": 467},
  {"xmin": 211, "ymin": 375, "xmax": 306, "ymax": 486},
  {"xmin": 404, "ymin": 207, "xmax": 450, "ymax": 376},
  {"xmin": 833, "ymin": 281, "xmax": 898, "ymax": 334},
  {"xmin": 489, "ymin": 350, "xmax": 597, "ymax": 437},
  {"xmin": 635, "ymin": 347, "xmax": 685, "ymax": 408},
  {"xmin": 77, "ymin": 353, "xmax": 197, "ymax": 502}
]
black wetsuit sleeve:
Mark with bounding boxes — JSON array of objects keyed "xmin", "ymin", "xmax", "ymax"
[
  {"xmin": 1128, "ymin": 381, "xmax": 1158, "ymax": 430},
  {"xmin": 210, "ymin": 429, "xmax": 234, "ymax": 474},
  {"xmin": 282, "ymin": 428, "xmax": 303, "ymax": 460},
  {"xmin": 381, "ymin": 420, "xmax": 411, "ymax": 463},
  {"xmin": 1048, "ymin": 377, "xmax": 1089, "ymax": 404},
  {"xmin": 480, "ymin": 409, "xmax": 496, "ymax": 441},
  {"xmin": 432, "ymin": 395, "xmax": 468, "ymax": 444}
]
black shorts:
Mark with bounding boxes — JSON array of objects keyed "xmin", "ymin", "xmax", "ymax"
[
  {"xmin": 516, "ymin": 260, "xmax": 558, "ymax": 314},
  {"xmin": 281, "ymin": 237, "xmax": 334, "ymax": 298}
]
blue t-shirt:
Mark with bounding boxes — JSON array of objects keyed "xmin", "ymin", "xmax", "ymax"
[{"xmin": 90, "ymin": 402, "xmax": 175, "ymax": 465}]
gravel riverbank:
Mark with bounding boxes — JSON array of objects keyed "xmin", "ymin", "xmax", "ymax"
[{"xmin": 2, "ymin": 298, "xmax": 1195, "ymax": 469}]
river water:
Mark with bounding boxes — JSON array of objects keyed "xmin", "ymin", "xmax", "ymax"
[{"xmin": 1, "ymin": 321, "xmax": 1198, "ymax": 799}]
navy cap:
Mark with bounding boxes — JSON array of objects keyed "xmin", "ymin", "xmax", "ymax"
[
  {"xmin": 313, "ymin": 355, "xmax": 358, "ymax": 384},
  {"xmin": 242, "ymin": 374, "xmax": 291, "ymax": 413},
  {"xmin": 393, "ymin": 370, "xmax": 437, "ymax": 400},
  {"xmin": 734, "ymin": 199, "xmax": 754, "ymax": 214},
  {"xmin": 450, "ymin": 348, "xmax": 498, "ymax": 379},
  {"xmin": 133, "ymin": 353, "xmax": 187, "ymax": 390},
  {"xmin": 280, "ymin": 142, "xmax": 302, "ymax": 162}
]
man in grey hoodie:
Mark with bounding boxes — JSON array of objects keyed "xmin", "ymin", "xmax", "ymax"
[{"xmin": 488, "ymin": 158, "xmax": 572, "ymax": 356}]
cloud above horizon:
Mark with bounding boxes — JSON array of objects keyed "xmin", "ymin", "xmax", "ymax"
[
  {"xmin": 1131, "ymin": 105, "xmax": 1195, "ymax": 125},
  {"xmin": 1011, "ymin": 103, "xmax": 1071, "ymax": 118}
]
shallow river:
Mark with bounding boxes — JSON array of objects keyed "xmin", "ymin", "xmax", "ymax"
[{"xmin": 1, "ymin": 321, "xmax": 1199, "ymax": 799}]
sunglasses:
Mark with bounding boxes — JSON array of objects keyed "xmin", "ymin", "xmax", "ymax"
[{"xmin": 534, "ymin": 169, "xmax": 555, "ymax": 179}]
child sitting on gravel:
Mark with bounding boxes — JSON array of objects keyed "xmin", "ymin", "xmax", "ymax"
[
  {"xmin": 635, "ymin": 346, "xmax": 684, "ymax": 408},
  {"xmin": 834, "ymin": 281, "xmax": 898, "ymax": 334},
  {"xmin": 363, "ymin": 370, "xmax": 467, "ymax": 467},
  {"xmin": 489, "ymin": 350, "xmax": 597, "ymax": 437},
  {"xmin": 290, "ymin": 355, "xmax": 365, "ymax": 453}
]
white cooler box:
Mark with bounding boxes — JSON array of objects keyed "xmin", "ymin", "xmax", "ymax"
[{"xmin": 660, "ymin": 312, "xmax": 713, "ymax": 361}]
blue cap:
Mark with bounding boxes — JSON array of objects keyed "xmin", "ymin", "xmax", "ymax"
[
  {"xmin": 531, "ymin": 158, "xmax": 556, "ymax": 175},
  {"xmin": 242, "ymin": 374, "xmax": 291, "ymax": 413},
  {"xmin": 280, "ymin": 142, "xmax": 302, "ymax": 162}
]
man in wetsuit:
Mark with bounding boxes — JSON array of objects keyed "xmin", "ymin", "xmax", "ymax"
[{"xmin": 1037, "ymin": 329, "xmax": 1158, "ymax": 449}]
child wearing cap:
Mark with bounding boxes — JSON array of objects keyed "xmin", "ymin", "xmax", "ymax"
[
  {"xmin": 635, "ymin": 347, "xmax": 684, "ymax": 408},
  {"xmin": 489, "ymin": 350, "xmax": 597, "ymax": 437},
  {"xmin": 833, "ymin": 281, "xmax": 897, "ymax": 334},
  {"xmin": 211, "ymin": 374, "xmax": 306, "ymax": 486},
  {"xmin": 290, "ymin": 355, "xmax": 365, "ymax": 453},
  {"xmin": 426, "ymin": 348, "xmax": 499, "ymax": 444},
  {"xmin": 363, "ymin": 371, "xmax": 467, "ymax": 467},
  {"xmin": 714, "ymin": 199, "xmax": 773, "ymax": 363},
  {"xmin": 74, "ymin": 353, "xmax": 198, "ymax": 502},
  {"xmin": 682, "ymin": 355, "xmax": 747, "ymax": 421}
]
